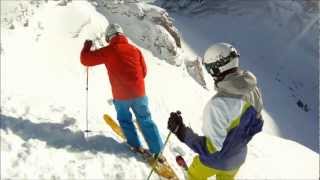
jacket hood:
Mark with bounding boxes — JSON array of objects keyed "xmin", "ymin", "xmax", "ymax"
[{"xmin": 215, "ymin": 69, "xmax": 257, "ymax": 96}]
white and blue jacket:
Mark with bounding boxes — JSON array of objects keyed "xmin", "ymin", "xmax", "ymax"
[{"xmin": 182, "ymin": 69, "xmax": 264, "ymax": 171}]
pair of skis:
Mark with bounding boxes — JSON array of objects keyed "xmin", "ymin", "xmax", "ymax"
[
  {"xmin": 103, "ymin": 114, "xmax": 179, "ymax": 179},
  {"xmin": 103, "ymin": 114, "xmax": 189, "ymax": 179}
]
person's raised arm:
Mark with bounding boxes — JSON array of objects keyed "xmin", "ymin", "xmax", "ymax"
[{"xmin": 80, "ymin": 40, "xmax": 105, "ymax": 66}]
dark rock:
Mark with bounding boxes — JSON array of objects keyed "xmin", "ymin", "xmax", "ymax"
[{"xmin": 296, "ymin": 100, "xmax": 304, "ymax": 108}]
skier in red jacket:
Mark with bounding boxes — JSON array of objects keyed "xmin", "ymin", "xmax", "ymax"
[{"xmin": 80, "ymin": 23, "xmax": 164, "ymax": 157}]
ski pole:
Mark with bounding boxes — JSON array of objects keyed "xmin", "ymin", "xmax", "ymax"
[
  {"xmin": 146, "ymin": 131, "xmax": 173, "ymax": 180},
  {"xmin": 84, "ymin": 67, "xmax": 91, "ymax": 134}
]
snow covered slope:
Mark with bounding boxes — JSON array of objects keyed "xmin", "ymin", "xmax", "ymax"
[
  {"xmin": 1, "ymin": 0, "xmax": 318, "ymax": 179},
  {"xmin": 155, "ymin": 0, "xmax": 319, "ymax": 152}
]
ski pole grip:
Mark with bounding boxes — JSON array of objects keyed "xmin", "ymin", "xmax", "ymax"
[
  {"xmin": 172, "ymin": 110, "xmax": 181, "ymax": 133},
  {"xmin": 173, "ymin": 125, "xmax": 180, "ymax": 134}
]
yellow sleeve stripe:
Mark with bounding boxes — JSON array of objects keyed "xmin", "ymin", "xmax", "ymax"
[
  {"xmin": 227, "ymin": 102, "xmax": 252, "ymax": 132},
  {"xmin": 206, "ymin": 137, "xmax": 217, "ymax": 154}
]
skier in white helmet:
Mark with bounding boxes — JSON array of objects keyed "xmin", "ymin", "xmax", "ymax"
[{"xmin": 167, "ymin": 43, "xmax": 264, "ymax": 180}]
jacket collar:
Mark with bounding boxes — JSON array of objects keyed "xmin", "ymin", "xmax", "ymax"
[
  {"xmin": 109, "ymin": 34, "xmax": 128, "ymax": 45},
  {"xmin": 215, "ymin": 68, "xmax": 257, "ymax": 96}
]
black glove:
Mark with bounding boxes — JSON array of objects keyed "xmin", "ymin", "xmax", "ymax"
[
  {"xmin": 168, "ymin": 111, "xmax": 182, "ymax": 133},
  {"xmin": 168, "ymin": 111, "xmax": 186, "ymax": 141},
  {"xmin": 84, "ymin": 40, "xmax": 93, "ymax": 49}
]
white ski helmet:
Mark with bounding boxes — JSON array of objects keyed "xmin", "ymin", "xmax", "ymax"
[
  {"xmin": 203, "ymin": 43, "xmax": 240, "ymax": 77},
  {"xmin": 105, "ymin": 23, "xmax": 124, "ymax": 41}
]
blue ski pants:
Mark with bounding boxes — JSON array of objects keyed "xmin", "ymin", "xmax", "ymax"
[{"xmin": 113, "ymin": 96, "xmax": 164, "ymax": 154}]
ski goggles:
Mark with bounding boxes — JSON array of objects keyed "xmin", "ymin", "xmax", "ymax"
[{"xmin": 202, "ymin": 51, "xmax": 240, "ymax": 77}]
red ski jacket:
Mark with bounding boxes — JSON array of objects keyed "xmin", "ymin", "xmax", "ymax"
[{"xmin": 80, "ymin": 35, "xmax": 147, "ymax": 100}]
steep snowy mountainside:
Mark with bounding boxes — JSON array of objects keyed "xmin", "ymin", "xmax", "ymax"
[
  {"xmin": 156, "ymin": 0, "xmax": 318, "ymax": 17},
  {"xmin": 87, "ymin": 0, "xmax": 182, "ymax": 65},
  {"xmin": 1, "ymin": 0, "xmax": 319, "ymax": 179},
  {"xmin": 153, "ymin": 0, "xmax": 319, "ymax": 152}
]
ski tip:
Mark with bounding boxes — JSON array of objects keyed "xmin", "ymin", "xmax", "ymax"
[
  {"xmin": 103, "ymin": 114, "xmax": 113, "ymax": 120},
  {"xmin": 176, "ymin": 155, "xmax": 188, "ymax": 170}
]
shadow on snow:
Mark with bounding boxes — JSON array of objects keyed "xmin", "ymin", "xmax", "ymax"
[{"xmin": 0, "ymin": 114, "xmax": 138, "ymax": 159}]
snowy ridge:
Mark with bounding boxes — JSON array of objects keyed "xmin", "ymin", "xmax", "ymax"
[
  {"xmin": 90, "ymin": 0, "xmax": 182, "ymax": 65},
  {"xmin": 1, "ymin": 0, "xmax": 319, "ymax": 179}
]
